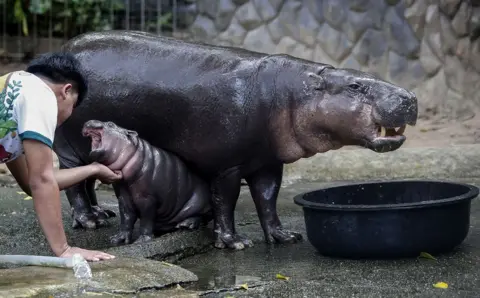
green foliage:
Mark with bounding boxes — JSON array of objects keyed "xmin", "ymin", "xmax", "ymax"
[{"xmin": 6, "ymin": 0, "xmax": 173, "ymax": 38}]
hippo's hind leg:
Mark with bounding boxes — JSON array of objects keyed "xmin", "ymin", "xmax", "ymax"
[
  {"xmin": 245, "ymin": 163, "xmax": 303, "ymax": 244},
  {"xmin": 211, "ymin": 167, "xmax": 253, "ymax": 250},
  {"xmin": 172, "ymin": 179, "xmax": 213, "ymax": 230}
]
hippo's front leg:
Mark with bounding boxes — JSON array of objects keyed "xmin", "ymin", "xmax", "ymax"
[
  {"xmin": 133, "ymin": 195, "xmax": 157, "ymax": 244},
  {"xmin": 245, "ymin": 163, "xmax": 303, "ymax": 244},
  {"xmin": 110, "ymin": 183, "xmax": 138, "ymax": 246},
  {"xmin": 86, "ymin": 178, "xmax": 117, "ymax": 225},
  {"xmin": 212, "ymin": 167, "xmax": 253, "ymax": 250}
]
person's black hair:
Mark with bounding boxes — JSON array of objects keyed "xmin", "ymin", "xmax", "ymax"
[{"xmin": 26, "ymin": 52, "xmax": 88, "ymax": 107}]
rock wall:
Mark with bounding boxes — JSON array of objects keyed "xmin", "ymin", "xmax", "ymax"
[{"xmin": 187, "ymin": 0, "xmax": 480, "ymax": 122}]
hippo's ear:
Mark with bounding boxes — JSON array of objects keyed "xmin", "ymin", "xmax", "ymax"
[
  {"xmin": 126, "ymin": 130, "xmax": 138, "ymax": 140},
  {"xmin": 306, "ymin": 72, "xmax": 325, "ymax": 90},
  {"xmin": 306, "ymin": 64, "xmax": 332, "ymax": 90}
]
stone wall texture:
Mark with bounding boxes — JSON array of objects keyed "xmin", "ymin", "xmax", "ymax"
[{"xmin": 185, "ymin": 0, "xmax": 480, "ymax": 122}]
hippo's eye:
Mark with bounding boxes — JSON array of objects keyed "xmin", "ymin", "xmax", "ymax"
[{"xmin": 349, "ymin": 83, "xmax": 361, "ymax": 90}]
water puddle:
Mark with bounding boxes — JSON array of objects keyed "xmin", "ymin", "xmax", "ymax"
[{"xmin": 176, "ymin": 241, "xmax": 324, "ymax": 292}]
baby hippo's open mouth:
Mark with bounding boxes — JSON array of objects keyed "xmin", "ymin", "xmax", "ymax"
[
  {"xmin": 83, "ymin": 128, "xmax": 103, "ymax": 150},
  {"xmin": 82, "ymin": 120, "xmax": 105, "ymax": 152}
]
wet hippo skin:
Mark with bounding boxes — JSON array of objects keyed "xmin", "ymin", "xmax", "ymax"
[
  {"xmin": 82, "ymin": 120, "xmax": 212, "ymax": 245},
  {"xmin": 54, "ymin": 30, "xmax": 418, "ymax": 250}
]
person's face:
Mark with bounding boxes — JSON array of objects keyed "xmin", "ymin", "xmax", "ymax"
[{"xmin": 56, "ymin": 83, "xmax": 78, "ymax": 126}]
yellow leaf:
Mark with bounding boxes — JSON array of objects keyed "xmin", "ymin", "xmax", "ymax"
[
  {"xmin": 23, "ymin": 196, "xmax": 32, "ymax": 200},
  {"xmin": 176, "ymin": 284, "xmax": 184, "ymax": 290},
  {"xmin": 419, "ymin": 252, "xmax": 437, "ymax": 260},
  {"xmin": 239, "ymin": 283, "xmax": 248, "ymax": 290},
  {"xmin": 160, "ymin": 261, "xmax": 174, "ymax": 267},
  {"xmin": 433, "ymin": 282, "xmax": 448, "ymax": 289},
  {"xmin": 276, "ymin": 273, "xmax": 290, "ymax": 281},
  {"xmin": 17, "ymin": 191, "xmax": 26, "ymax": 195}
]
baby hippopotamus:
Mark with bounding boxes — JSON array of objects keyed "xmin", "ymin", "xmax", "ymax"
[{"xmin": 82, "ymin": 120, "xmax": 212, "ymax": 245}]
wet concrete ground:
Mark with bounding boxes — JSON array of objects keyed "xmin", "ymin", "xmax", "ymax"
[{"xmin": 0, "ymin": 178, "xmax": 479, "ymax": 297}]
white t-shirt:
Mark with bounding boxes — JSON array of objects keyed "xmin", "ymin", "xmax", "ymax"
[{"xmin": 0, "ymin": 71, "xmax": 57, "ymax": 163}]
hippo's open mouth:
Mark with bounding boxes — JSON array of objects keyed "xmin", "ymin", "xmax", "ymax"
[
  {"xmin": 82, "ymin": 127, "xmax": 103, "ymax": 152},
  {"xmin": 375, "ymin": 124, "xmax": 406, "ymax": 141},
  {"xmin": 365, "ymin": 124, "xmax": 408, "ymax": 152}
]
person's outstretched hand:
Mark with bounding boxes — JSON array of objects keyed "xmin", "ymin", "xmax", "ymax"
[
  {"xmin": 91, "ymin": 162, "xmax": 123, "ymax": 184},
  {"xmin": 60, "ymin": 246, "xmax": 115, "ymax": 262}
]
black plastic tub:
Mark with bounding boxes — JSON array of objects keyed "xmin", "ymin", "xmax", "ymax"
[{"xmin": 293, "ymin": 180, "xmax": 479, "ymax": 259}]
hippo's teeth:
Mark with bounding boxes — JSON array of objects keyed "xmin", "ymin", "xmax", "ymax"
[
  {"xmin": 380, "ymin": 126, "xmax": 386, "ymax": 137},
  {"xmin": 396, "ymin": 125, "xmax": 406, "ymax": 135}
]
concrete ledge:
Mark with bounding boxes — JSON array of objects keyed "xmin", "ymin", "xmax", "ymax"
[
  {"xmin": 283, "ymin": 144, "xmax": 480, "ymax": 182},
  {"xmin": 0, "ymin": 257, "xmax": 198, "ymax": 297}
]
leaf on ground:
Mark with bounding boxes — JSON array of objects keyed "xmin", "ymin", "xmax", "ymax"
[
  {"xmin": 17, "ymin": 191, "xmax": 31, "ymax": 200},
  {"xmin": 276, "ymin": 273, "xmax": 290, "ymax": 281},
  {"xmin": 160, "ymin": 261, "xmax": 174, "ymax": 267},
  {"xmin": 433, "ymin": 282, "xmax": 448, "ymax": 289},
  {"xmin": 176, "ymin": 284, "xmax": 184, "ymax": 290},
  {"xmin": 419, "ymin": 252, "xmax": 436, "ymax": 260},
  {"xmin": 239, "ymin": 283, "xmax": 248, "ymax": 290}
]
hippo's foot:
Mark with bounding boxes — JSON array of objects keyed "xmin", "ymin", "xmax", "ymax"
[
  {"xmin": 266, "ymin": 228, "xmax": 303, "ymax": 244},
  {"xmin": 134, "ymin": 234, "xmax": 153, "ymax": 244},
  {"xmin": 92, "ymin": 205, "xmax": 117, "ymax": 219},
  {"xmin": 110, "ymin": 230, "xmax": 133, "ymax": 246},
  {"xmin": 175, "ymin": 217, "xmax": 202, "ymax": 230},
  {"xmin": 214, "ymin": 232, "xmax": 254, "ymax": 250},
  {"xmin": 71, "ymin": 206, "xmax": 116, "ymax": 229}
]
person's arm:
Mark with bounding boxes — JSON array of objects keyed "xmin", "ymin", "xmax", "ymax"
[
  {"xmin": 22, "ymin": 139, "xmax": 70, "ymax": 256},
  {"xmin": 20, "ymin": 140, "xmax": 115, "ymax": 260},
  {"xmin": 7, "ymin": 155, "xmax": 121, "ymax": 196}
]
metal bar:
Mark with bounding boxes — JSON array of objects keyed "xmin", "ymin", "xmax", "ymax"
[
  {"xmin": 17, "ymin": 22, "xmax": 21, "ymax": 62},
  {"xmin": 172, "ymin": 0, "xmax": 177, "ymax": 34},
  {"xmin": 49, "ymin": 0, "xmax": 53, "ymax": 52},
  {"xmin": 2, "ymin": 0, "xmax": 6, "ymax": 52},
  {"xmin": 141, "ymin": 0, "xmax": 145, "ymax": 31},
  {"xmin": 64, "ymin": 0, "xmax": 68, "ymax": 41},
  {"xmin": 33, "ymin": 13, "xmax": 37, "ymax": 57},
  {"xmin": 156, "ymin": 0, "xmax": 161, "ymax": 35},
  {"xmin": 125, "ymin": 0, "xmax": 130, "ymax": 30},
  {"xmin": 110, "ymin": 0, "xmax": 115, "ymax": 29}
]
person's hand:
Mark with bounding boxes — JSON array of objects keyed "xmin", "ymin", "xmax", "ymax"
[
  {"xmin": 60, "ymin": 245, "xmax": 115, "ymax": 262},
  {"xmin": 91, "ymin": 162, "xmax": 123, "ymax": 184}
]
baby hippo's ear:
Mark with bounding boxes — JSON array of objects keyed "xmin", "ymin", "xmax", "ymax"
[{"xmin": 126, "ymin": 129, "xmax": 138, "ymax": 140}]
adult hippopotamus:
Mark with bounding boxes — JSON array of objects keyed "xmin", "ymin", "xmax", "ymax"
[
  {"xmin": 54, "ymin": 30, "xmax": 418, "ymax": 250},
  {"xmin": 82, "ymin": 120, "xmax": 212, "ymax": 245}
]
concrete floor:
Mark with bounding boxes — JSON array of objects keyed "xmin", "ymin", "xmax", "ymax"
[{"xmin": 0, "ymin": 179, "xmax": 479, "ymax": 297}]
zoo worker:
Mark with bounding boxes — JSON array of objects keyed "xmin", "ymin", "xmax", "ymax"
[{"xmin": 0, "ymin": 52, "xmax": 123, "ymax": 261}]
